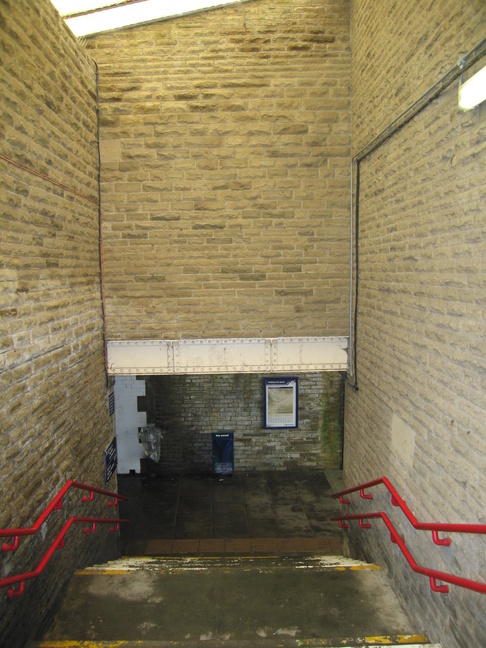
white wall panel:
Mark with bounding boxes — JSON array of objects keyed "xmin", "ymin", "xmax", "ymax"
[{"xmin": 113, "ymin": 376, "xmax": 146, "ymax": 473}]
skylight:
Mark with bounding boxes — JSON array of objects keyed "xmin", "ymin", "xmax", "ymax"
[{"xmin": 51, "ymin": 0, "xmax": 251, "ymax": 37}]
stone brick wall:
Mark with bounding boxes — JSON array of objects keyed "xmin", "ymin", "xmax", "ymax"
[
  {"xmin": 85, "ymin": 0, "xmax": 351, "ymax": 340},
  {"xmin": 0, "ymin": 2, "xmax": 120, "ymax": 645},
  {"xmin": 2, "ymin": 1, "xmax": 484, "ymax": 645},
  {"xmin": 344, "ymin": 2, "xmax": 486, "ymax": 646},
  {"xmin": 142, "ymin": 372, "xmax": 343, "ymax": 472}
]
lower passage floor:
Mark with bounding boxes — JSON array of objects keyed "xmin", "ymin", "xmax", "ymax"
[{"xmin": 118, "ymin": 470, "xmax": 343, "ymax": 556}]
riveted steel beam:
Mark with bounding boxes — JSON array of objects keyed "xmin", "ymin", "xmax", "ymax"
[{"xmin": 106, "ymin": 337, "xmax": 348, "ymax": 375}]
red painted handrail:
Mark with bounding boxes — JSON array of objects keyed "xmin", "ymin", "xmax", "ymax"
[
  {"xmin": 0, "ymin": 516, "xmax": 129, "ymax": 598},
  {"xmin": 332, "ymin": 510, "xmax": 486, "ymax": 595},
  {"xmin": 0, "ymin": 480, "xmax": 128, "ymax": 552},
  {"xmin": 332, "ymin": 476, "xmax": 486, "ymax": 545},
  {"xmin": 332, "ymin": 477, "xmax": 486, "ymax": 595}
]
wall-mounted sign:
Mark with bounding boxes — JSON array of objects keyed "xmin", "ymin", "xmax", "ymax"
[
  {"xmin": 264, "ymin": 377, "xmax": 298, "ymax": 429},
  {"xmin": 104, "ymin": 437, "xmax": 117, "ymax": 484}
]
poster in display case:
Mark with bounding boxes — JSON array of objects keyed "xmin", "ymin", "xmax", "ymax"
[{"xmin": 264, "ymin": 377, "xmax": 298, "ymax": 429}]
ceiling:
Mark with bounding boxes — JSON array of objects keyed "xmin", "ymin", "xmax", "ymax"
[{"xmin": 51, "ymin": 0, "xmax": 253, "ymax": 37}]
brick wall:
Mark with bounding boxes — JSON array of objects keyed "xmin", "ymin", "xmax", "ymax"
[
  {"xmin": 142, "ymin": 372, "xmax": 343, "ymax": 472},
  {"xmin": 85, "ymin": 0, "xmax": 351, "ymax": 340},
  {"xmin": 2, "ymin": 1, "xmax": 484, "ymax": 644},
  {"xmin": 0, "ymin": 1, "xmax": 120, "ymax": 645},
  {"xmin": 345, "ymin": 1, "xmax": 486, "ymax": 646}
]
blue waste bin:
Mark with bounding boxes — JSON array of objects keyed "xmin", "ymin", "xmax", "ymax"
[{"xmin": 212, "ymin": 432, "xmax": 234, "ymax": 475}]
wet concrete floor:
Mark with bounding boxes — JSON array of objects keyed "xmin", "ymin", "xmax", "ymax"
[
  {"xmin": 118, "ymin": 470, "xmax": 343, "ymax": 556},
  {"xmin": 34, "ymin": 472, "xmax": 428, "ymax": 647},
  {"xmin": 40, "ymin": 555, "xmax": 423, "ymax": 646}
]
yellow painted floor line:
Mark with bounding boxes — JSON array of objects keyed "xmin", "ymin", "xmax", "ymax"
[
  {"xmin": 35, "ymin": 642, "xmax": 143, "ymax": 648},
  {"xmin": 36, "ymin": 638, "xmax": 432, "ymax": 648},
  {"xmin": 79, "ymin": 555, "xmax": 380, "ymax": 574},
  {"xmin": 366, "ymin": 636, "xmax": 429, "ymax": 645},
  {"xmin": 75, "ymin": 569, "xmax": 132, "ymax": 575},
  {"xmin": 297, "ymin": 636, "xmax": 430, "ymax": 646}
]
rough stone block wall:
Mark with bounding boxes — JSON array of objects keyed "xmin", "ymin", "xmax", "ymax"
[
  {"xmin": 144, "ymin": 372, "xmax": 343, "ymax": 472},
  {"xmin": 344, "ymin": 1, "xmax": 486, "ymax": 646},
  {"xmin": 85, "ymin": 0, "xmax": 351, "ymax": 340},
  {"xmin": 0, "ymin": 2, "xmax": 120, "ymax": 645}
]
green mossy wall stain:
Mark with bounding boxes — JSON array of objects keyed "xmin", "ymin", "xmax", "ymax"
[{"xmin": 320, "ymin": 374, "xmax": 344, "ymax": 469}]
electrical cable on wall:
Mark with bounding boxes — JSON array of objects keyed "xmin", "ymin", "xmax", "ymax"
[
  {"xmin": 0, "ymin": 64, "xmax": 109, "ymax": 375},
  {"xmin": 0, "ymin": 152, "xmax": 98, "ymax": 206}
]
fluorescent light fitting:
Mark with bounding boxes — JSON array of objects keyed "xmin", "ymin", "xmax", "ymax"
[
  {"xmin": 62, "ymin": 0, "xmax": 248, "ymax": 36},
  {"xmin": 458, "ymin": 64, "xmax": 486, "ymax": 111}
]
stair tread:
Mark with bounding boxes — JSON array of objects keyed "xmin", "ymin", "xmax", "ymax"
[
  {"xmin": 39, "ymin": 554, "xmax": 425, "ymax": 645},
  {"xmin": 79, "ymin": 553, "xmax": 377, "ymax": 572},
  {"xmin": 29, "ymin": 641, "xmax": 442, "ymax": 647}
]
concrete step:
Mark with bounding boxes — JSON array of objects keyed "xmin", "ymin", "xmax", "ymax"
[
  {"xmin": 33, "ymin": 555, "xmax": 435, "ymax": 648},
  {"xmin": 30, "ymin": 642, "xmax": 442, "ymax": 647}
]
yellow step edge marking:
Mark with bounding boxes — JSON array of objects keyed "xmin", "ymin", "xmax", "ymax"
[
  {"xmin": 38, "ymin": 638, "xmax": 430, "ymax": 648},
  {"xmin": 75, "ymin": 569, "xmax": 132, "ymax": 575},
  {"xmin": 334, "ymin": 564, "xmax": 381, "ymax": 572},
  {"xmin": 366, "ymin": 635, "xmax": 429, "ymax": 645},
  {"xmin": 297, "ymin": 635, "xmax": 429, "ymax": 646},
  {"xmin": 35, "ymin": 642, "xmax": 143, "ymax": 648},
  {"xmin": 76, "ymin": 563, "xmax": 381, "ymax": 575}
]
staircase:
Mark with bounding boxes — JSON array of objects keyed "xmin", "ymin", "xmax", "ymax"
[{"xmin": 28, "ymin": 554, "xmax": 440, "ymax": 648}]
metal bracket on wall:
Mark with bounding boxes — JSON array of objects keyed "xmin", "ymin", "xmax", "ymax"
[{"xmin": 106, "ymin": 337, "xmax": 348, "ymax": 375}]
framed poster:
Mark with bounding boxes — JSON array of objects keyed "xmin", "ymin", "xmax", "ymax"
[{"xmin": 264, "ymin": 377, "xmax": 298, "ymax": 429}]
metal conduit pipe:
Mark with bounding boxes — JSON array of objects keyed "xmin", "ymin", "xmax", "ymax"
[
  {"xmin": 347, "ymin": 35, "xmax": 486, "ymax": 391},
  {"xmin": 348, "ymin": 159, "xmax": 354, "ymax": 380}
]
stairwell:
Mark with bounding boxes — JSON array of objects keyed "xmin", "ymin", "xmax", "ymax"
[{"xmin": 17, "ymin": 472, "xmax": 446, "ymax": 647}]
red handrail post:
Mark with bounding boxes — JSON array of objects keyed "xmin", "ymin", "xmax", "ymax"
[
  {"xmin": 432, "ymin": 530, "xmax": 451, "ymax": 546},
  {"xmin": 8, "ymin": 581, "xmax": 25, "ymax": 598},
  {"xmin": 83, "ymin": 522, "xmax": 97, "ymax": 534},
  {"xmin": 360, "ymin": 488, "xmax": 373, "ymax": 500},
  {"xmin": 2, "ymin": 536, "xmax": 20, "ymax": 552},
  {"xmin": 430, "ymin": 577, "xmax": 449, "ymax": 594}
]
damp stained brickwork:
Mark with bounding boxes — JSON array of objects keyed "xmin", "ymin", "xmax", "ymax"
[{"xmin": 140, "ymin": 373, "xmax": 343, "ymax": 473}]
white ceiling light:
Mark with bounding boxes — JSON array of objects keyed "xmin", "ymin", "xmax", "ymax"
[
  {"xmin": 51, "ymin": 0, "xmax": 250, "ymax": 37},
  {"xmin": 458, "ymin": 65, "xmax": 486, "ymax": 111}
]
